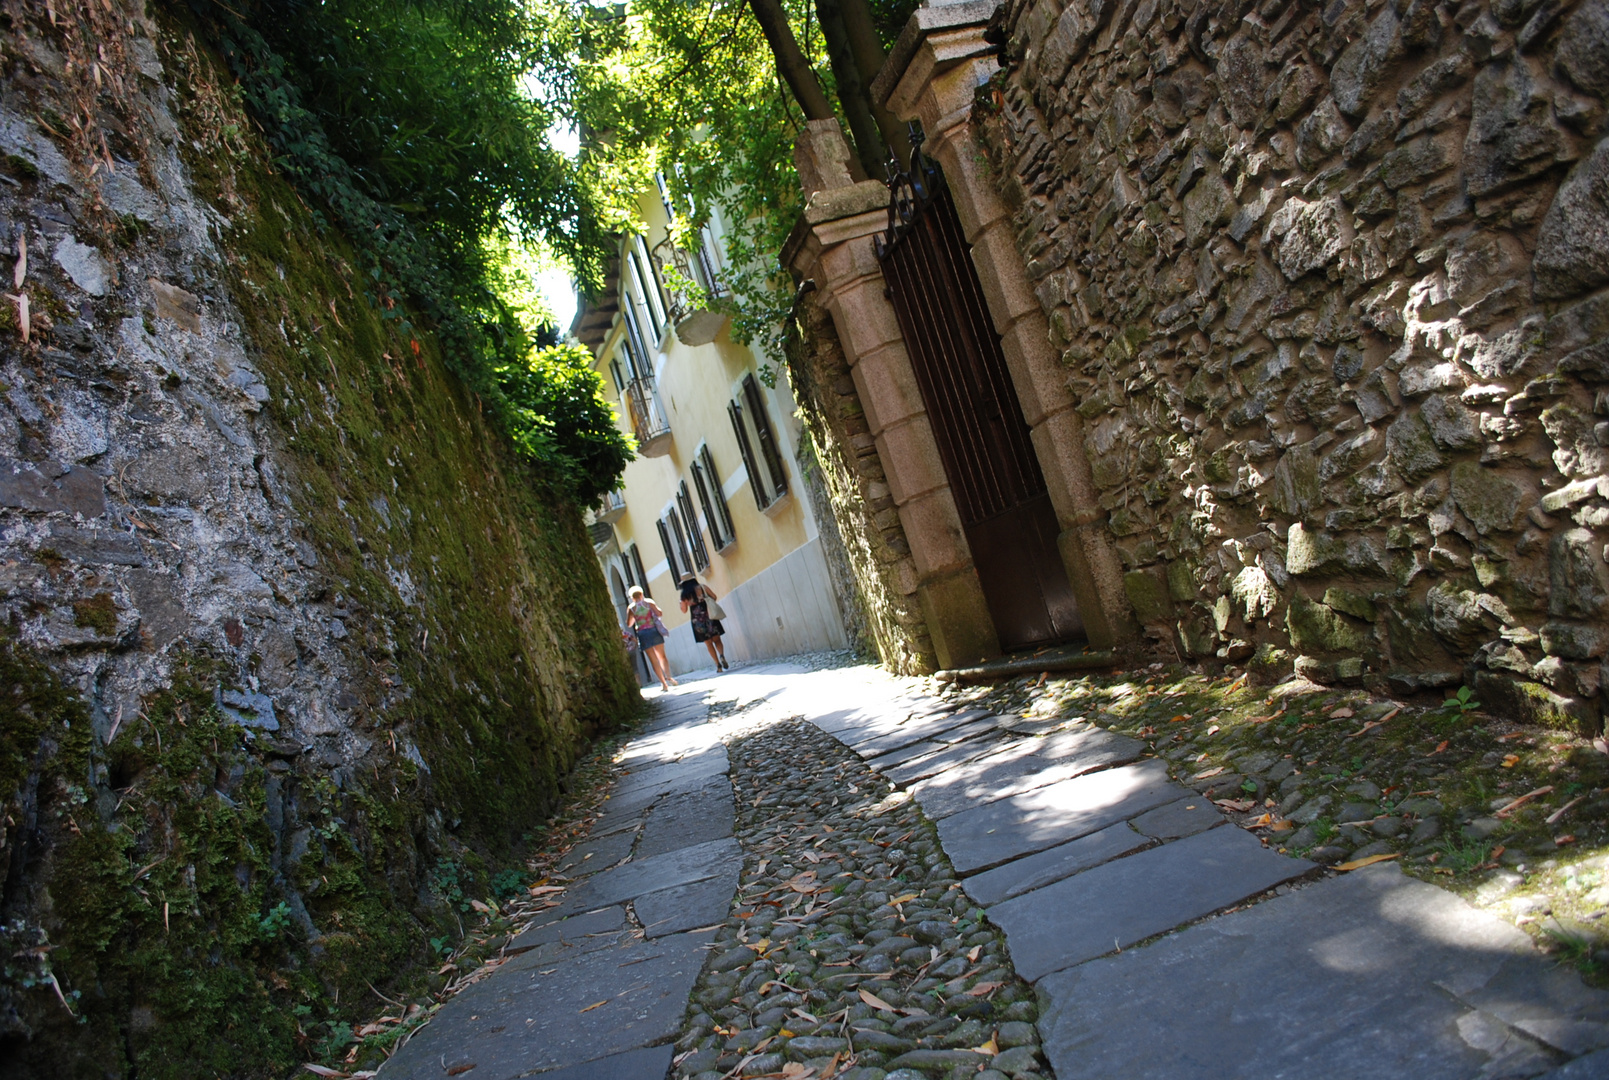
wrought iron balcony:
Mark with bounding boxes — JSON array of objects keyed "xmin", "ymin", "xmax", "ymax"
[
  {"xmin": 624, "ymin": 376, "xmax": 672, "ymax": 457},
  {"xmin": 652, "ymin": 235, "xmax": 729, "ymax": 347}
]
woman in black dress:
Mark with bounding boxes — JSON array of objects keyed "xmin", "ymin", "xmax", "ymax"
[{"xmin": 679, "ymin": 574, "xmax": 728, "ymax": 672}]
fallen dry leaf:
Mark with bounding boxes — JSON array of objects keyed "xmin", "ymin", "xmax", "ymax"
[
  {"xmin": 1328, "ymin": 707, "xmax": 1354, "ymax": 719},
  {"xmin": 970, "ymin": 1035, "xmax": 999, "ymax": 1055},
  {"xmin": 1205, "ymin": 724, "xmax": 1221, "ymax": 736},
  {"xmin": 1500, "ymin": 754, "xmax": 1520, "ymax": 768},
  {"xmin": 1555, "ymin": 834, "xmax": 1577, "ymax": 847},
  {"xmin": 1214, "ymin": 798, "xmax": 1256, "ymax": 812},
  {"xmin": 1270, "ymin": 820, "xmax": 1295, "ymax": 832},
  {"xmin": 966, "ymin": 945, "xmax": 981, "ymax": 962},
  {"xmin": 446, "ymin": 1066, "xmax": 476, "ymax": 1077},
  {"xmin": 889, "ymin": 892, "xmax": 919, "ymax": 905},
  {"xmin": 859, "ymin": 989, "xmax": 896, "ymax": 1012},
  {"xmin": 1333, "ymin": 853, "xmax": 1400, "ymax": 872},
  {"xmin": 579, "ymin": 1001, "xmax": 607, "ymax": 1013},
  {"xmin": 1428, "ymin": 740, "xmax": 1449, "ymax": 756},
  {"xmin": 1193, "ymin": 766, "xmax": 1225, "ymax": 779},
  {"xmin": 1495, "ymin": 785, "xmax": 1554, "ymax": 818},
  {"xmin": 469, "ymin": 899, "xmax": 492, "ymax": 915},
  {"xmin": 780, "ymin": 1064, "xmax": 815, "ymax": 1078},
  {"xmin": 966, "ymin": 981, "xmax": 1004, "ymax": 997}
]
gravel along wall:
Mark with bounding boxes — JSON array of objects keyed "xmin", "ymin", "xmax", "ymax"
[
  {"xmin": 971, "ymin": 0, "xmax": 1609, "ymax": 729},
  {"xmin": 0, "ymin": 6, "xmax": 636, "ymax": 1077}
]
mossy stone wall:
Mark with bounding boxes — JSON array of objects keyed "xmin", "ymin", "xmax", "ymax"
[{"xmin": 0, "ymin": 7, "xmax": 636, "ymax": 1076}]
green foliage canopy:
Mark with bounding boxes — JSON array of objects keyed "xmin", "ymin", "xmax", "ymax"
[
  {"xmin": 542, "ymin": 0, "xmax": 916, "ymax": 359},
  {"xmin": 192, "ymin": 0, "xmax": 632, "ymax": 503}
]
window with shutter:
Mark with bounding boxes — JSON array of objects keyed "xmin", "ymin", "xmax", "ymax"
[
  {"xmin": 742, "ymin": 374, "xmax": 789, "ymax": 501},
  {"xmin": 691, "ymin": 443, "xmax": 735, "ymax": 550},
  {"xmin": 728, "ymin": 399, "xmax": 768, "ymax": 511},
  {"xmin": 677, "ymin": 481, "xmax": 709, "ymax": 570},
  {"xmin": 656, "ymin": 518, "xmax": 681, "ymax": 584}
]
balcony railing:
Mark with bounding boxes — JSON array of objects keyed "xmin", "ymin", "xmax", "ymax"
[
  {"xmin": 594, "ymin": 487, "xmax": 627, "ymax": 523},
  {"xmin": 652, "ymin": 235, "xmax": 729, "ymax": 347},
  {"xmin": 624, "ymin": 376, "xmax": 672, "ymax": 457}
]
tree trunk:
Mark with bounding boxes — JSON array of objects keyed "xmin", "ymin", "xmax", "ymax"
[
  {"xmin": 746, "ymin": 0, "xmax": 836, "ymax": 122},
  {"xmin": 837, "ymin": 0, "xmax": 910, "ymax": 166},
  {"xmin": 816, "ymin": 0, "xmax": 886, "ymax": 179}
]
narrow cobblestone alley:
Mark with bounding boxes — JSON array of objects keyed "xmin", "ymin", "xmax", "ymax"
[{"xmin": 380, "ymin": 659, "xmax": 1609, "ymax": 1080}]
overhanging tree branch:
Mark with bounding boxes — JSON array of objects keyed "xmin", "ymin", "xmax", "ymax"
[{"xmin": 746, "ymin": 0, "xmax": 835, "ymax": 122}]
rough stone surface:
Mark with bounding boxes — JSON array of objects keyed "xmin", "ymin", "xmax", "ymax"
[
  {"xmin": 916, "ymin": 0, "xmax": 1609, "ymax": 700},
  {"xmin": 986, "ymin": 825, "xmax": 1313, "ymax": 981},
  {"xmin": 1036, "ymin": 866, "xmax": 1609, "ymax": 1080},
  {"xmin": 936, "ymin": 760, "xmax": 1184, "ymax": 874}
]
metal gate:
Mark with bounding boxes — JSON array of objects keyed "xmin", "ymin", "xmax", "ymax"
[{"xmin": 875, "ymin": 135, "xmax": 1083, "ymax": 652}]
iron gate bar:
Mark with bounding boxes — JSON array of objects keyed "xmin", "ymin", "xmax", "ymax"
[{"xmin": 874, "ymin": 128, "xmax": 1084, "ymax": 651}]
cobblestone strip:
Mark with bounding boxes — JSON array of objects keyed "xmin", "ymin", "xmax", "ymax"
[{"xmin": 671, "ymin": 720, "xmax": 1049, "ymax": 1080}]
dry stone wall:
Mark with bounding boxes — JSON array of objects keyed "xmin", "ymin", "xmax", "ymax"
[
  {"xmin": 972, "ymin": 0, "xmax": 1609, "ymax": 730},
  {"xmin": 0, "ymin": 6, "xmax": 636, "ymax": 1075}
]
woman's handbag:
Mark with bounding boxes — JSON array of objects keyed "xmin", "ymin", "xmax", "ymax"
[
  {"xmin": 652, "ymin": 613, "xmax": 669, "ymax": 637},
  {"xmin": 706, "ymin": 596, "xmax": 727, "ymax": 621}
]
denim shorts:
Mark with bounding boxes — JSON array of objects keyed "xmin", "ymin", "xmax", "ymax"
[{"xmin": 635, "ymin": 626, "xmax": 664, "ymax": 650}]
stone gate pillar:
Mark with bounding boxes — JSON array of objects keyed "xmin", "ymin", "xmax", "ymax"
[
  {"xmin": 787, "ymin": 120, "xmax": 1002, "ymax": 669},
  {"xmin": 870, "ymin": 0, "xmax": 1135, "ymax": 651}
]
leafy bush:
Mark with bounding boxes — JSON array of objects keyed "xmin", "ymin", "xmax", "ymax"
[{"xmin": 190, "ymin": 0, "xmax": 631, "ymax": 503}]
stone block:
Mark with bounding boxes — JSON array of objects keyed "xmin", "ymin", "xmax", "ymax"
[
  {"xmin": 851, "ymin": 345, "xmax": 926, "ymax": 437},
  {"xmin": 988, "ymin": 826, "xmax": 1313, "ymax": 982},
  {"xmin": 935, "ymin": 760, "xmax": 1186, "ymax": 875},
  {"xmin": 876, "ymin": 418, "xmax": 949, "ymax": 504},
  {"xmin": 567, "ymin": 838, "xmax": 741, "ymax": 910},
  {"xmin": 1540, "ymin": 622, "xmax": 1609, "ymax": 660},
  {"xmin": 1123, "ymin": 568, "xmax": 1172, "ymax": 623},
  {"xmin": 969, "ymin": 222, "xmax": 1044, "ymax": 327},
  {"xmin": 897, "ymin": 489, "xmax": 972, "ymax": 578},
  {"xmin": 1128, "ymin": 797, "xmax": 1224, "ymax": 841},
  {"xmin": 1473, "ymin": 670, "xmax": 1601, "ymax": 735},
  {"xmin": 0, "ymin": 458, "xmax": 106, "ymax": 518},
  {"xmin": 829, "ymin": 283, "xmax": 907, "ymax": 363},
  {"xmin": 634, "ymin": 866, "xmax": 740, "ymax": 938},
  {"xmin": 911, "ymin": 727, "xmax": 1142, "ymax": 820},
  {"xmin": 1449, "ymin": 461, "xmax": 1525, "ymax": 535},
  {"xmin": 917, "ymin": 567, "xmax": 1000, "ymax": 670},
  {"xmin": 1035, "ymin": 866, "xmax": 1609, "ymax": 1080},
  {"xmin": 1549, "ymin": 528, "xmax": 1609, "ymax": 619},
  {"xmin": 381, "ymin": 929, "xmax": 712, "ymax": 1080},
  {"xmin": 997, "ymin": 315, "xmax": 1072, "ymax": 427},
  {"xmin": 962, "ymin": 823, "xmax": 1149, "ymax": 908}
]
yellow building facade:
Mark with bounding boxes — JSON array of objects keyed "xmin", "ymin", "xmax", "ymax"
[{"xmin": 575, "ymin": 186, "xmax": 850, "ymax": 678}]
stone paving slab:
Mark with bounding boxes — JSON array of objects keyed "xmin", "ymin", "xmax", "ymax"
[
  {"xmin": 567, "ymin": 837, "xmax": 740, "ymax": 911},
  {"xmin": 529, "ymin": 1044, "xmax": 675, "ymax": 1079},
  {"xmin": 1035, "ymin": 865, "xmax": 1609, "ymax": 1080},
  {"xmin": 381, "ymin": 928, "xmax": 713, "ymax": 1080},
  {"xmin": 635, "ymin": 776, "xmax": 734, "ymax": 859},
  {"xmin": 990, "ymin": 825, "xmax": 1315, "ymax": 982},
  {"xmin": 1538, "ymin": 1048, "xmax": 1609, "ymax": 1078},
  {"xmin": 961, "ymin": 823, "xmax": 1151, "ymax": 907},
  {"xmin": 847, "ymin": 707, "xmax": 993, "ymax": 758},
  {"xmin": 611, "ymin": 746, "xmax": 728, "ymax": 797},
  {"xmin": 636, "ymin": 865, "xmax": 742, "ymax": 939},
  {"xmin": 881, "ymin": 733, "xmax": 1012, "ymax": 787},
  {"xmin": 507, "ymin": 905, "xmax": 626, "ymax": 955},
  {"xmin": 910, "ymin": 728, "xmax": 1143, "ymax": 820},
  {"xmin": 1129, "ymin": 796, "xmax": 1225, "ymax": 840},
  {"xmin": 936, "ymin": 759, "xmax": 1186, "ymax": 874},
  {"xmin": 555, "ymin": 827, "xmax": 637, "ymax": 877}
]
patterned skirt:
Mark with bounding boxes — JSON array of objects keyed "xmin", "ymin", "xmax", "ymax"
[{"xmin": 690, "ymin": 601, "xmax": 725, "ymax": 643}]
